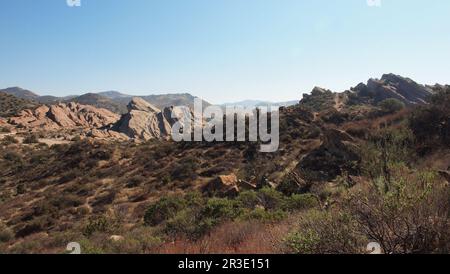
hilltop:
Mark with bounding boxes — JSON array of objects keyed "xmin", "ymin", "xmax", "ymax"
[
  {"xmin": 0, "ymin": 87, "xmax": 39, "ymax": 101},
  {"xmin": 0, "ymin": 92, "xmax": 39, "ymax": 117}
]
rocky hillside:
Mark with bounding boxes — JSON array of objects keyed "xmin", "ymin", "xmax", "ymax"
[
  {"xmin": 8, "ymin": 102, "xmax": 120, "ymax": 131},
  {"xmin": 0, "ymin": 92, "xmax": 39, "ymax": 117},
  {"xmin": 300, "ymin": 74, "xmax": 434, "ymax": 113},
  {"xmin": 349, "ymin": 73, "xmax": 433, "ymax": 105}
]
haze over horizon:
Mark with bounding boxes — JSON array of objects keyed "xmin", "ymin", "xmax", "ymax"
[{"xmin": 1, "ymin": 0, "xmax": 449, "ymax": 104}]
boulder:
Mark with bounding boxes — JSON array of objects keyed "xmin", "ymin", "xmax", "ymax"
[
  {"xmin": 110, "ymin": 235, "xmax": 125, "ymax": 242},
  {"xmin": 203, "ymin": 174, "xmax": 241, "ymax": 197}
]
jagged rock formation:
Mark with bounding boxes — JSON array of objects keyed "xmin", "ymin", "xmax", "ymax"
[
  {"xmin": 8, "ymin": 102, "xmax": 120, "ymax": 130},
  {"xmin": 112, "ymin": 98, "xmax": 172, "ymax": 140},
  {"xmin": 351, "ymin": 73, "xmax": 433, "ymax": 105},
  {"xmin": 300, "ymin": 74, "xmax": 435, "ymax": 113},
  {"xmin": 106, "ymin": 97, "xmax": 196, "ymax": 141},
  {"xmin": 300, "ymin": 87, "xmax": 336, "ymax": 111}
]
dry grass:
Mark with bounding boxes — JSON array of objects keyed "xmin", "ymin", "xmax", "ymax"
[{"xmin": 157, "ymin": 217, "xmax": 297, "ymax": 254}]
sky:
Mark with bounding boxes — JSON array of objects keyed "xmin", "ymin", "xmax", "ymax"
[{"xmin": 0, "ymin": 0, "xmax": 449, "ymax": 104}]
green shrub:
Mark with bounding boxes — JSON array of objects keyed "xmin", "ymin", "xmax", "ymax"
[
  {"xmin": 409, "ymin": 88, "xmax": 450, "ymax": 148},
  {"xmin": 23, "ymin": 134, "xmax": 39, "ymax": 144},
  {"xmin": 360, "ymin": 127, "xmax": 415, "ymax": 182},
  {"xmin": 0, "ymin": 223, "xmax": 14, "ymax": 243},
  {"xmin": 164, "ymin": 209, "xmax": 212, "ymax": 240},
  {"xmin": 144, "ymin": 195, "xmax": 186, "ymax": 226},
  {"xmin": 2, "ymin": 135, "xmax": 17, "ymax": 145},
  {"xmin": 284, "ymin": 194, "xmax": 318, "ymax": 211},
  {"xmin": 82, "ymin": 216, "xmax": 119, "ymax": 237},
  {"xmin": 242, "ymin": 207, "xmax": 286, "ymax": 222},
  {"xmin": 237, "ymin": 190, "xmax": 260, "ymax": 208},
  {"xmin": 378, "ymin": 98, "xmax": 405, "ymax": 113},
  {"xmin": 0, "ymin": 127, "xmax": 11, "ymax": 133},
  {"xmin": 284, "ymin": 210, "xmax": 364, "ymax": 254},
  {"xmin": 202, "ymin": 198, "xmax": 242, "ymax": 221},
  {"xmin": 3, "ymin": 151, "xmax": 22, "ymax": 163},
  {"xmin": 276, "ymin": 177, "xmax": 306, "ymax": 196},
  {"xmin": 170, "ymin": 157, "xmax": 199, "ymax": 181},
  {"xmin": 257, "ymin": 187, "xmax": 285, "ymax": 210}
]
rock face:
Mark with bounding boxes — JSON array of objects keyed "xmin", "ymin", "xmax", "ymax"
[
  {"xmin": 352, "ymin": 74, "xmax": 433, "ymax": 105},
  {"xmin": 8, "ymin": 102, "xmax": 120, "ymax": 130},
  {"xmin": 300, "ymin": 87, "xmax": 336, "ymax": 111},
  {"xmin": 109, "ymin": 97, "xmax": 196, "ymax": 141},
  {"xmin": 202, "ymin": 174, "xmax": 257, "ymax": 197},
  {"xmin": 111, "ymin": 98, "xmax": 171, "ymax": 140}
]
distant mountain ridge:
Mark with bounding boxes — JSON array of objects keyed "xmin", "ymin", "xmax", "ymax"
[
  {"xmin": 221, "ymin": 100, "xmax": 298, "ymax": 108},
  {"xmin": 68, "ymin": 93, "xmax": 127, "ymax": 114},
  {"xmin": 0, "ymin": 87, "xmax": 39, "ymax": 101},
  {"xmin": 0, "ymin": 87, "xmax": 211, "ymax": 114},
  {"xmin": 0, "ymin": 92, "xmax": 39, "ymax": 117},
  {"xmin": 99, "ymin": 92, "xmax": 211, "ymax": 110}
]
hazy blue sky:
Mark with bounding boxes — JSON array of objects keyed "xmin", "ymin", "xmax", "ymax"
[{"xmin": 0, "ymin": 0, "xmax": 449, "ymax": 103}]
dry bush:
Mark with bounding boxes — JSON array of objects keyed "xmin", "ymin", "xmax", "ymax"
[
  {"xmin": 158, "ymin": 219, "xmax": 291, "ymax": 254},
  {"xmin": 284, "ymin": 166, "xmax": 449, "ymax": 254},
  {"xmin": 347, "ymin": 168, "xmax": 450, "ymax": 254}
]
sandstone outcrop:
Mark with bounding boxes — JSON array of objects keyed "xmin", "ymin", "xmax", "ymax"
[
  {"xmin": 108, "ymin": 97, "xmax": 197, "ymax": 141},
  {"xmin": 202, "ymin": 174, "xmax": 257, "ymax": 197},
  {"xmin": 352, "ymin": 73, "xmax": 433, "ymax": 105},
  {"xmin": 111, "ymin": 97, "xmax": 171, "ymax": 140},
  {"xmin": 8, "ymin": 102, "xmax": 120, "ymax": 131}
]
